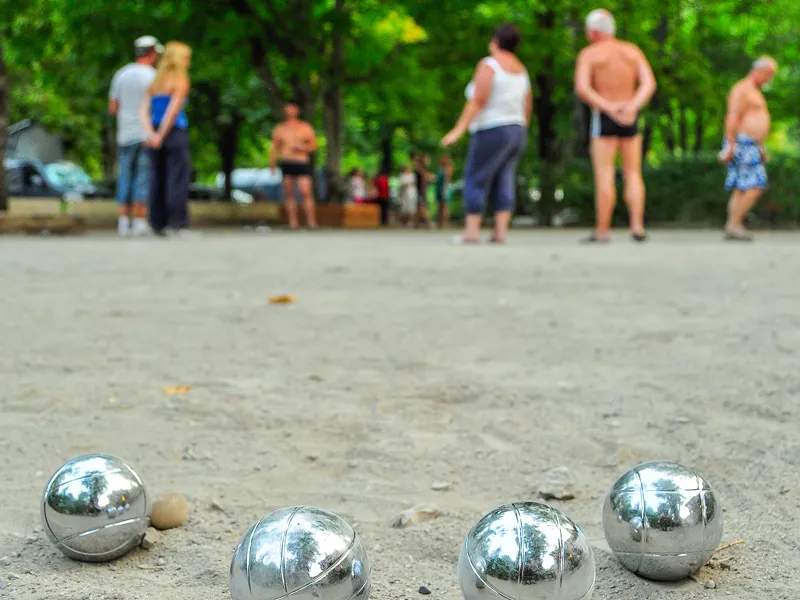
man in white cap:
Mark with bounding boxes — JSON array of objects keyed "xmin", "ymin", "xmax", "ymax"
[
  {"xmin": 574, "ymin": 9, "xmax": 656, "ymax": 243},
  {"xmin": 718, "ymin": 56, "xmax": 777, "ymax": 241},
  {"xmin": 108, "ymin": 36, "xmax": 163, "ymax": 236}
]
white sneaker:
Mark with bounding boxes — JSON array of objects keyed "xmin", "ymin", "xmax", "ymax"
[
  {"xmin": 132, "ymin": 218, "xmax": 152, "ymax": 237},
  {"xmin": 117, "ymin": 216, "xmax": 131, "ymax": 237}
]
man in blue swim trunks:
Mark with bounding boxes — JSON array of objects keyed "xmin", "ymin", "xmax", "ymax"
[{"xmin": 719, "ymin": 56, "xmax": 777, "ymax": 241}]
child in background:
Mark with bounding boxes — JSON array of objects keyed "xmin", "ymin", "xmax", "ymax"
[
  {"xmin": 398, "ymin": 164, "xmax": 418, "ymax": 226},
  {"xmin": 349, "ymin": 169, "xmax": 366, "ymax": 203}
]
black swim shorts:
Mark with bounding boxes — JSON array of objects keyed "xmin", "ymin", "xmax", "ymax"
[
  {"xmin": 279, "ymin": 161, "xmax": 311, "ymax": 177},
  {"xmin": 590, "ymin": 110, "xmax": 639, "ymax": 139}
]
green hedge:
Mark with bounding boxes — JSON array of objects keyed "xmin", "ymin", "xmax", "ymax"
[{"xmin": 445, "ymin": 153, "xmax": 800, "ymax": 226}]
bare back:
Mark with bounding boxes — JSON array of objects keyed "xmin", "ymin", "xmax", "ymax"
[
  {"xmin": 728, "ymin": 79, "xmax": 770, "ymax": 142},
  {"xmin": 584, "ymin": 39, "xmax": 640, "ymax": 102},
  {"xmin": 274, "ymin": 120, "xmax": 316, "ymax": 163}
]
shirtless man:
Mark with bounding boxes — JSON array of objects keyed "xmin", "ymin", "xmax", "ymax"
[
  {"xmin": 269, "ymin": 102, "xmax": 318, "ymax": 229},
  {"xmin": 574, "ymin": 9, "xmax": 656, "ymax": 243},
  {"xmin": 719, "ymin": 57, "xmax": 777, "ymax": 241}
]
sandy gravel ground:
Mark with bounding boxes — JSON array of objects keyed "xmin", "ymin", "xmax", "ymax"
[{"xmin": 1, "ymin": 229, "xmax": 799, "ymax": 600}]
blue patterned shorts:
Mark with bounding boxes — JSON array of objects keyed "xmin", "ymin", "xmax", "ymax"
[{"xmin": 723, "ymin": 135, "xmax": 767, "ymax": 192}]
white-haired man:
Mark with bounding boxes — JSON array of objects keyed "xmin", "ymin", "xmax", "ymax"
[
  {"xmin": 574, "ymin": 9, "xmax": 656, "ymax": 243},
  {"xmin": 718, "ymin": 57, "xmax": 777, "ymax": 241}
]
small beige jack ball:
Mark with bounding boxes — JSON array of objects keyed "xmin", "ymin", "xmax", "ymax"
[{"xmin": 150, "ymin": 492, "xmax": 189, "ymax": 530}]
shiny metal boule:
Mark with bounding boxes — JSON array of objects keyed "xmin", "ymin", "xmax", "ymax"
[
  {"xmin": 458, "ymin": 502, "xmax": 595, "ymax": 600},
  {"xmin": 602, "ymin": 461, "xmax": 723, "ymax": 581},
  {"xmin": 41, "ymin": 453, "xmax": 151, "ymax": 562},
  {"xmin": 230, "ymin": 506, "xmax": 371, "ymax": 600}
]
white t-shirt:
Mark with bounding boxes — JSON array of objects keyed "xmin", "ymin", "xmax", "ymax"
[
  {"xmin": 350, "ymin": 176, "xmax": 366, "ymax": 200},
  {"xmin": 465, "ymin": 57, "xmax": 530, "ymax": 133},
  {"xmin": 109, "ymin": 63, "xmax": 156, "ymax": 146}
]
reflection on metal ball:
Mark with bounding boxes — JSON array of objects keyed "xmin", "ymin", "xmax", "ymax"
[
  {"xmin": 42, "ymin": 454, "xmax": 150, "ymax": 562},
  {"xmin": 230, "ymin": 506, "xmax": 371, "ymax": 600},
  {"xmin": 458, "ymin": 502, "xmax": 595, "ymax": 600},
  {"xmin": 602, "ymin": 461, "xmax": 723, "ymax": 581}
]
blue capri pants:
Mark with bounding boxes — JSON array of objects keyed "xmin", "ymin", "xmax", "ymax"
[{"xmin": 463, "ymin": 124, "xmax": 526, "ymax": 215}]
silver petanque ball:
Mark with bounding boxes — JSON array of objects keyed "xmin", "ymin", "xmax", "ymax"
[
  {"xmin": 230, "ymin": 506, "xmax": 371, "ymax": 600},
  {"xmin": 458, "ymin": 502, "xmax": 595, "ymax": 600},
  {"xmin": 41, "ymin": 453, "xmax": 151, "ymax": 562},
  {"xmin": 602, "ymin": 461, "xmax": 723, "ymax": 581}
]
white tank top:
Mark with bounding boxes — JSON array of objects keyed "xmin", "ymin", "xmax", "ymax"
[{"xmin": 465, "ymin": 57, "xmax": 530, "ymax": 133}]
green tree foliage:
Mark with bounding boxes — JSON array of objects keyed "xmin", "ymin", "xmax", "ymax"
[{"xmin": 3, "ymin": 0, "xmax": 800, "ymax": 216}]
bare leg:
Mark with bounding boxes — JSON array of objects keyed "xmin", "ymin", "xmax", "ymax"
[
  {"xmin": 463, "ymin": 214, "xmax": 482, "ymax": 241},
  {"xmin": 619, "ymin": 135, "xmax": 646, "ymax": 237},
  {"xmin": 282, "ymin": 177, "xmax": 299, "ymax": 229},
  {"xmin": 590, "ymin": 137, "xmax": 619, "ymax": 240},
  {"xmin": 726, "ymin": 188, "xmax": 762, "ymax": 237},
  {"xmin": 417, "ymin": 205, "xmax": 430, "ymax": 228},
  {"xmin": 297, "ymin": 176, "xmax": 317, "ymax": 228},
  {"xmin": 492, "ymin": 211, "xmax": 511, "ymax": 243},
  {"xmin": 438, "ymin": 203, "xmax": 449, "ymax": 229}
]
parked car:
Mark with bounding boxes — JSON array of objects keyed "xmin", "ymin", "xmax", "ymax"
[
  {"xmin": 4, "ymin": 158, "xmax": 105, "ymax": 200},
  {"xmin": 214, "ymin": 167, "xmax": 328, "ymax": 202}
]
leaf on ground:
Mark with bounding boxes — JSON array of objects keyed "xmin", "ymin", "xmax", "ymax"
[
  {"xmin": 163, "ymin": 385, "xmax": 191, "ymax": 396},
  {"xmin": 268, "ymin": 295, "xmax": 296, "ymax": 304}
]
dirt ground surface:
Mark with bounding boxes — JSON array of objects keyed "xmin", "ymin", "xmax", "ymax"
[{"xmin": 1, "ymin": 229, "xmax": 798, "ymax": 600}]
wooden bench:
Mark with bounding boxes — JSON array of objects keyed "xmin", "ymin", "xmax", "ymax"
[
  {"xmin": 7, "ymin": 198, "xmax": 380, "ymax": 229},
  {"xmin": 0, "ymin": 214, "xmax": 88, "ymax": 235}
]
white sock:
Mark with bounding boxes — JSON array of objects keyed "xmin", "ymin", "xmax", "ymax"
[{"xmin": 117, "ymin": 216, "xmax": 130, "ymax": 235}]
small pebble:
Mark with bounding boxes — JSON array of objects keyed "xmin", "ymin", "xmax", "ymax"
[
  {"xmin": 419, "ymin": 586, "xmax": 431, "ymax": 595},
  {"xmin": 155, "ymin": 557, "xmax": 167, "ymax": 567},
  {"xmin": 210, "ymin": 499, "xmax": 226, "ymax": 513},
  {"xmin": 431, "ymin": 481, "xmax": 451, "ymax": 492},
  {"xmin": 307, "ymin": 453, "xmax": 319, "ymax": 462},
  {"xmin": 538, "ymin": 466, "xmax": 576, "ymax": 501},
  {"xmin": 7, "ymin": 573, "xmax": 21, "ymax": 581},
  {"xmin": 705, "ymin": 580, "xmax": 716, "ymax": 589},
  {"xmin": 0, "ymin": 580, "xmax": 6, "ymax": 591},
  {"xmin": 779, "ymin": 487, "xmax": 790, "ymax": 495},
  {"xmin": 674, "ymin": 416, "xmax": 692, "ymax": 424},
  {"xmin": 0, "ymin": 556, "xmax": 10, "ymax": 566},
  {"xmin": 348, "ymin": 461, "xmax": 359, "ymax": 468},
  {"xmin": 391, "ymin": 504, "xmax": 442, "ymax": 528},
  {"xmin": 140, "ymin": 528, "xmax": 161, "ymax": 550},
  {"xmin": 150, "ymin": 492, "xmax": 189, "ymax": 530},
  {"xmin": 25, "ymin": 535, "xmax": 37, "ymax": 544}
]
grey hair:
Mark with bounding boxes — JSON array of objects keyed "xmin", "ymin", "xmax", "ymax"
[
  {"xmin": 586, "ymin": 9, "xmax": 616, "ymax": 35},
  {"xmin": 753, "ymin": 57, "xmax": 777, "ymax": 71}
]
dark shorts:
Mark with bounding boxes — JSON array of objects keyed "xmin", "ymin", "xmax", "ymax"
[
  {"xmin": 591, "ymin": 110, "xmax": 639, "ymax": 138},
  {"xmin": 279, "ymin": 161, "xmax": 311, "ymax": 177}
]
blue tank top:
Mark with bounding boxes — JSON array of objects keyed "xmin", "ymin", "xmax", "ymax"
[{"xmin": 151, "ymin": 95, "xmax": 188, "ymax": 129}]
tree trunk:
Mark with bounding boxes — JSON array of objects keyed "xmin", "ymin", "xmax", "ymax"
[
  {"xmin": 647, "ymin": 15, "xmax": 670, "ymax": 148},
  {"xmin": 642, "ymin": 125, "xmax": 654, "ymax": 158},
  {"xmin": 321, "ymin": 0, "xmax": 346, "ymax": 203},
  {"xmin": 693, "ymin": 110, "xmax": 704, "ymax": 154},
  {"xmin": 0, "ymin": 36, "xmax": 7, "ymax": 214},
  {"xmin": 572, "ymin": 102, "xmax": 591, "ymax": 159},
  {"xmin": 661, "ymin": 123, "xmax": 675, "ymax": 154},
  {"xmin": 102, "ymin": 119, "xmax": 116, "ymax": 183},
  {"xmin": 380, "ymin": 130, "xmax": 393, "ymax": 174},
  {"xmin": 220, "ymin": 114, "xmax": 241, "ymax": 201},
  {"xmin": 534, "ymin": 9, "xmax": 559, "ymax": 226},
  {"xmin": 567, "ymin": 10, "xmax": 590, "ymax": 159},
  {"xmin": 678, "ymin": 106, "xmax": 688, "ymax": 154}
]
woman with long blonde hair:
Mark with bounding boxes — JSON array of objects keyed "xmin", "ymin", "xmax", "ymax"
[{"xmin": 139, "ymin": 41, "xmax": 192, "ymax": 236}]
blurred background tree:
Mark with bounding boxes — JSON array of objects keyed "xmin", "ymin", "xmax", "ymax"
[{"xmin": 3, "ymin": 0, "xmax": 800, "ymax": 222}]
